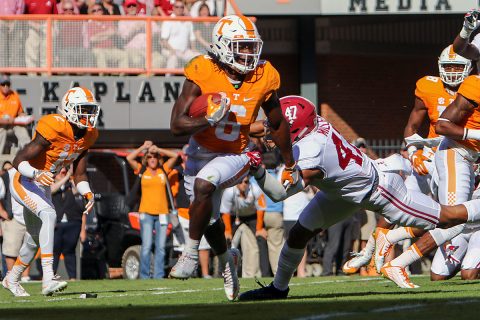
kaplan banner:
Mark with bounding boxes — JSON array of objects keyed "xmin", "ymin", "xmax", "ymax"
[
  {"xmin": 11, "ymin": 76, "xmax": 185, "ymax": 130},
  {"xmin": 236, "ymin": 0, "xmax": 477, "ymax": 15}
]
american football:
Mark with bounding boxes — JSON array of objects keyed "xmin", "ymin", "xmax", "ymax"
[{"xmin": 188, "ymin": 93, "xmax": 223, "ymax": 118}]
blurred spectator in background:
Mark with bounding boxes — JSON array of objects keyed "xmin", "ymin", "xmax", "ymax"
[
  {"xmin": 74, "ymin": 0, "xmax": 88, "ymax": 14},
  {"xmin": 126, "ymin": 140, "xmax": 178, "ymax": 279},
  {"xmin": 103, "ymin": 0, "xmax": 122, "ymax": 15},
  {"xmin": 260, "ymin": 152, "xmax": 284, "ymax": 276},
  {"xmin": 221, "ymin": 178, "xmax": 266, "ymax": 278},
  {"xmin": 172, "ymin": 147, "xmax": 212, "ymax": 278},
  {"xmin": 0, "ymin": 74, "xmax": 31, "ymax": 155},
  {"xmin": 55, "ymin": 0, "xmax": 94, "ymax": 69},
  {"xmin": 24, "ymin": 0, "xmax": 58, "ymax": 74},
  {"xmin": 52, "ymin": 166, "xmax": 86, "ymax": 280},
  {"xmin": 161, "ymin": 0, "xmax": 198, "ymax": 70},
  {"xmin": 87, "ymin": 2, "xmax": 128, "ymax": 73},
  {"xmin": 152, "ymin": 0, "xmax": 172, "ymax": 16},
  {"xmin": 321, "ymin": 216, "xmax": 357, "ymax": 276},
  {"xmin": 193, "ymin": 2, "xmax": 214, "ymax": 53},
  {"xmin": 57, "ymin": 0, "xmax": 80, "ymax": 14},
  {"xmin": 190, "ymin": 0, "xmax": 215, "ymax": 17},
  {"xmin": 119, "ymin": 0, "xmax": 165, "ymax": 68},
  {"xmin": 0, "ymin": 0, "xmax": 25, "ymax": 68},
  {"xmin": 283, "ymin": 186, "xmax": 315, "ymax": 277}
]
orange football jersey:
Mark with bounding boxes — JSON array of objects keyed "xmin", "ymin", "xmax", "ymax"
[
  {"xmin": 184, "ymin": 55, "xmax": 280, "ymax": 154},
  {"xmin": 29, "ymin": 114, "xmax": 98, "ymax": 173},
  {"xmin": 415, "ymin": 76, "xmax": 456, "ymax": 138},
  {"xmin": 457, "ymin": 75, "xmax": 480, "ymax": 151}
]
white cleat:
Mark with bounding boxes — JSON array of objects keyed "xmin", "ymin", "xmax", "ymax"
[
  {"xmin": 223, "ymin": 248, "xmax": 241, "ymax": 301},
  {"xmin": 374, "ymin": 227, "xmax": 393, "ymax": 273},
  {"xmin": 381, "ymin": 262, "xmax": 419, "ymax": 289},
  {"xmin": 342, "ymin": 249, "xmax": 372, "ymax": 274},
  {"xmin": 2, "ymin": 276, "xmax": 30, "ymax": 297},
  {"xmin": 42, "ymin": 280, "xmax": 68, "ymax": 296},
  {"xmin": 169, "ymin": 253, "xmax": 198, "ymax": 279}
]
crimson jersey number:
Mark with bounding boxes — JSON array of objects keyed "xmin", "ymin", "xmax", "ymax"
[{"xmin": 331, "ymin": 132, "xmax": 363, "ymax": 170}]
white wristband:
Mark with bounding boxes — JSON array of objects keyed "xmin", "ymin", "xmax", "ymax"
[
  {"xmin": 76, "ymin": 181, "xmax": 92, "ymax": 196},
  {"xmin": 18, "ymin": 161, "xmax": 37, "ymax": 179},
  {"xmin": 407, "ymin": 145, "xmax": 418, "ymax": 158},
  {"xmin": 460, "ymin": 27, "xmax": 472, "ymax": 39},
  {"xmin": 465, "ymin": 128, "xmax": 480, "ymax": 140}
]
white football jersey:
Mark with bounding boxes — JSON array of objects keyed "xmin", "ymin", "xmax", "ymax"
[{"xmin": 294, "ymin": 117, "xmax": 376, "ymax": 203}]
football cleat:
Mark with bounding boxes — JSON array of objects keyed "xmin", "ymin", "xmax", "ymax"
[
  {"xmin": 2, "ymin": 276, "xmax": 30, "ymax": 297},
  {"xmin": 238, "ymin": 281, "xmax": 289, "ymax": 301},
  {"xmin": 381, "ymin": 262, "xmax": 419, "ymax": 289},
  {"xmin": 374, "ymin": 227, "xmax": 393, "ymax": 273},
  {"xmin": 42, "ymin": 280, "xmax": 68, "ymax": 296},
  {"xmin": 169, "ymin": 253, "xmax": 198, "ymax": 279},
  {"xmin": 342, "ymin": 249, "xmax": 372, "ymax": 274},
  {"xmin": 223, "ymin": 248, "xmax": 241, "ymax": 301}
]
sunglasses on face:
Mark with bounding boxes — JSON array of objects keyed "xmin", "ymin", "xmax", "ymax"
[
  {"xmin": 127, "ymin": 4, "xmax": 137, "ymax": 8},
  {"xmin": 146, "ymin": 155, "xmax": 158, "ymax": 159},
  {"xmin": 0, "ymin": 82, "xmax": 10, "ymax": 87},
  {"xmin": 91, "ymin": 8, "xmax": 102, "ymax": 13}
]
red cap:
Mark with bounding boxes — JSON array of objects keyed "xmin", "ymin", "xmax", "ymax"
[{"xmin": 125, "ymin": 0, "xmax": 138, "ymax": 6}]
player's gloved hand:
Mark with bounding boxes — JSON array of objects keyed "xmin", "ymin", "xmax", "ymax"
[
  {"xmin": 245, "ymin": 151, "xmax": 262, "ymax": 171},
  {"xmin": 83, "ymin": 192, "xmax": 95, "ymax": 215},
  {"xmin": 461, "ymin": 9, "xmax": 480, "ymax": 39},
  {"xmin": 281, "ymin": 163, "xmax": 300, "ymax": 189},
  {"xmin": 205, "ymin": 93, "xmax": 230, "ymax": 126},
  {"xmin": 34, "ymin": 170, "xmax": 54, "ymax": 186},
  {"xmin": 410, "ymin": 149, "xmax": 430, "ymax": 176}
]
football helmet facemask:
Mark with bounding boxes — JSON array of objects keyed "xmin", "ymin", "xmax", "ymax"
[
  {"xmin": 211, "ymin": 15, "xmax": 263, "ymax": 74},
  {"xmin": 438, "ymin": 45, "xmax": 472, "ymax": 87},
  {"xmin": 59, "ymin": 87, "xmax": 100, "ymax": 129}
]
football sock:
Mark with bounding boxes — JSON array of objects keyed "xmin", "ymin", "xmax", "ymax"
[
  {"xmin": 389, "ymin": 243, "xmax": 422, "ymax": 268},
  {"xmin": 41, "ymin": 254, "xmax": 54, "ymax": 282},
  {"xmin": 386, "ymin": 227, "xmax": 415, "ymax": 244},
  {"xmin": 8, "ymin": 259, "xmax": 29, "ymax": 283},
  {"xmin": 185, "ymin": 238, "xmax": 200, "ymax": 260},
  {"xmin": 217, "ymin": 251, "xmax": 229, "ymax": 272},
  {"xmin": 429, "ymin": 224, "xmax": 464, "ymax": 246},
  {"xmin": 362, "ymin": 233, "xmax": 375, "ymax": 257},
  {"xmin": 273, "ymin": 244, "xmax": 305, "ymax": 291}
]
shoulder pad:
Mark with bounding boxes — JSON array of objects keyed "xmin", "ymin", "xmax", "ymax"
[
  {"xmin": 184, "ymin": 55, "xmax": 213, "ymax": 83},
  {"xmin": 36, "ymin": 114, "xmax": 67, "ymax": 140},
  {"xmin": 294, "ymin": 133, "xmax": 323, "ymax": 162}
]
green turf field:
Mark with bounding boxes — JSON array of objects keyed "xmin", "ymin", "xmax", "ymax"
[{"xmin": 1, "ymin": 276, "xmax": 479, "ymax": 320}]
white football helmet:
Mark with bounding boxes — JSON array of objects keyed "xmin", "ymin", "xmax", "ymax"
[
  {"xmin": 438, "ymin": 45, "xmax": 472, "ymax": 87},
  {"xmin": 211, "ymin": 15, "xmax": 263, "ymax": 74},
  {"xmin": 59, "ymin": 87, "xmax": 100, "ymax": 129}
]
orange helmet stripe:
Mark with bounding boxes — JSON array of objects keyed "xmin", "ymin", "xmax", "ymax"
[
  {"xmin": 80, "ymin": 87, "xmax": 95, "ymax": 102},
  {"xmin": 240, "ymin": 16, "xmax": 256, "ymax": 38},
  {"xmin": 448, "ymin": 45, "xmax": 457, "ymax": 60}
]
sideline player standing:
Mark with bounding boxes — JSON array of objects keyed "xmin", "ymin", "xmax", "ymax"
[
  {"xmin": 2, "ymin": 87, "xmax": 99, "ymax": 296},
  {"xmin": 239, "ymin": 96, "xmax": 480, "ymax": 300},
  {"xmin": 169, "ymin": 15, "xmax": 296, "ymax": 301}
]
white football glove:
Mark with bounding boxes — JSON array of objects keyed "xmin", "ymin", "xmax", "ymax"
[
  {"xmin": 461, "ymin": 9, "xmax": 480, "ymax": 39},
  {"xmin": 205, "ymin": 92, "xmax": 230, "ymax": 126},
  {"xmin": 34, "ymin": 170, "xmax": 54, "ymax": 186}
]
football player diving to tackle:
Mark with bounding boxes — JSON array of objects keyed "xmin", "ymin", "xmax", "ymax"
[{"xmin": 239, "ymin": 95, "xmax": 480, "ymax": 300}]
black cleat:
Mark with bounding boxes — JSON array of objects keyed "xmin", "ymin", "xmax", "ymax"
[{"xmin": 238, "ymin": 280, "xmax": 289, "ymax": 301}]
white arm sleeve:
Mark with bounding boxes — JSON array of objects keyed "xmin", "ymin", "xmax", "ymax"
[{"xmin": 253, "ymin": 167, "xmax": 304, "ymax": 202}]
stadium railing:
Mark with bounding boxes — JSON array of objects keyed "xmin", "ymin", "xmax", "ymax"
[{"xmin": 0, "ymin": 6, "xmax": 245, "ymax": 76}]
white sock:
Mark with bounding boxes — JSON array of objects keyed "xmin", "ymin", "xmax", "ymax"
[
  {"xmin": 185, "ymin": 238, "xmax": 200, "ymax": 259},
  {"xmin": 389, "ymin": 243, "xmax": 422, "ymax": 268},
  {"xmin": 8, "ymin": 258, "xmax": 29, "ymax": 282},
  {"xmin": 41, "ymin": 254, "xmax": 54, "ymax": 283},
  {"xmin": 386, "ymin": 227, "xmax": 415, "ymax": 244},
  {"xmin": 273, "ymin": 244, "xmax": 305, "ymax": 291},
  {"xmin": 429, "ymin": 225, "xmax": 464, "ymax": 246},
  {"xmin": 363, "ymin": 233, "xmax": 375, "ymax": 256},
  {"xmin": 463, "ymin": 200, "xmax": 480, "ymax": 223}
]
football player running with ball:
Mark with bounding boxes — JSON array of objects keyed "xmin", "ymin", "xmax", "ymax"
[
  {"xmin": 239, "ymin": 95, "xmax": 480, "ymax": 301},
  {"xmin": 2, "ymin": 87, "xmax": 99, "ymax": 297},
  {"xmin": 169, "ymin": 15, "xmax": 296, "ymax": 301}
]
